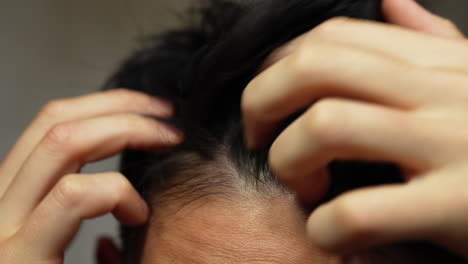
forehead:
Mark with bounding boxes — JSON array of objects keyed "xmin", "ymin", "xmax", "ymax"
[{"xmin": 140, "ymin": 195, "xmax": 338, "ymax": 264}]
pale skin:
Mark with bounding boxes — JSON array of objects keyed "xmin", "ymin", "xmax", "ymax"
[
  {"xmin": 0, "ymin": 0, "xmax": 467, "ymax": 263},
  {"xmin": 243, "ymin": 0, "xmax": 468, "ymax": 260}
]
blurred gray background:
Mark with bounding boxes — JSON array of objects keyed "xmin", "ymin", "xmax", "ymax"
[{"xmin": 0, "ymin": 1, "xmax": 467, "ymax": 263}]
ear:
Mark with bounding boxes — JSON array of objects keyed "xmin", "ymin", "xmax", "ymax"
[
  {"xmin": 383, "ymin": 0, "xmax": 464, "ymax": 38},
  {"xmin": 95, "ymin": 237, "xmax": 122, "ymax": 264}
]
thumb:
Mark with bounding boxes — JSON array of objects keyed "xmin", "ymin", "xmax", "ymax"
[{"xmin": 382, "ymin": 0, "xmax": 465, "ymax": 38}]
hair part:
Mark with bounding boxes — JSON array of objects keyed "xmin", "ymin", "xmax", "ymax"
[{"xmin": 103, "ymin": 0, "xmax": 466, "ymax": 263}]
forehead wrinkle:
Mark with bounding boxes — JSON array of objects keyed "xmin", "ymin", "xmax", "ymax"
[{"xmin": 143, "ymin": 194, "xmax": 338, "ymax": 264}]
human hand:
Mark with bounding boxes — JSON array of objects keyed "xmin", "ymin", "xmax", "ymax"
[
  {"xmin": 242, "ymin": 0, "xmax": 468, "ymax": 260},
  {"xmin": 0, "ymin": 89, "xmax": 183, "ymax": 263}
]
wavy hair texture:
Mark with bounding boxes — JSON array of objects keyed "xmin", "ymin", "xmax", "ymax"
[{"xmin": 105, "ymin": 0, "xmax": 466, "ymax": 263}]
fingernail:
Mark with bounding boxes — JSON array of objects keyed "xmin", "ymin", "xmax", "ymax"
[{"xmin": 151, "ymin": 96, "xmax": 174, "ymax": 117}]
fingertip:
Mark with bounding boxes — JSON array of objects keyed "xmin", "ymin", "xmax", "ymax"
[
  {"xmin": 306, "ymin": 202, "xmax": 345, "ymax": 253},
  {"xmin": 137, "ymin": 198, "xmax": 150, "ymax": 225},
  {"xmin": 131, "ymin": 198, "xmax": 150, "ymax": 226},
  {"xmin": 306, "ymin": 203, "xmax": 339, "ymax": 252},
  {"xmin": 282, "ymin": 170, "xmax": 330, "ymax": 205},
  {"xmin": 306, "ymin": 184, "xmax": 435, "ymax": 255},
  {"xmin": 306, "ymin": 189, "xmax": 385, "ymax": 253},
  {"xmin": 242, "ymin": 124, "xmax": 260, "ymax": 151},
  {"xmin": 150, "ymin": 96, "xmax": 175, "ymax": 117},
  {"xmin": 114, "ymin": 197, "xmax": 150, "ymax": 226},
  {"xmin": 382, "ymin": 0, "xmax": 464, "ymax": 38},
  {"xmin": 382, "ymin": 0, "xmax": 427, "ymax": 25},
  {"xmin": 170, "ymin": 130, "xmax": 185, "ymax": 145},
  {"xmin": 243, "ymin": 132, "xmax": 254, "ymax": 150},
  {"xmin": 158, "ymin": 123, "xmax": 185, "ymax": 145}
]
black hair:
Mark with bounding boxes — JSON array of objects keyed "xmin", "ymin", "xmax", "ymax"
[{"xmin": 104, "ymin": 0, "xmax": 466, "ymax": 263}]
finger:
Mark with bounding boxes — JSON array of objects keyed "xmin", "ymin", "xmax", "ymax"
[
  {"xmin": 268, "ymin": 98, "xmax": 453, "ymax": 202},
  {"xmin": 96, "ymin": 237, "xmax": 122, "ymax": 264},
  {"xmin": 10, "ymin": 172, "xmax": 147, "ymax": 261},
  {"xmin": 0, "ymin": 89, "xmax": 173, "ymax": 195},
  {"xmin": 305, "ymin": 18, "xmax": 468, "ymax": 71},
  {"xmin": 242, "ymin": 41, "xmax": 459, "ymax": 149},
  {"xmin": 307, "ymin": 183, "xmax": 433, "ymax": 253},
  {"xmin": 258, "ymin": 34, "xmax": 306, "ymax": 73},
  {"xmin": 259, "ymin": 18, "xmax": 468, "ymax": 73},
  {"xmin": 383, "ymin": 0, "xmax": 465, "ymax": 38},
  {"xmin": 0, "ymin": 114, "xmax": 182, "ymax": 233},
  {"xmin": 306, "ymin": 175, "xmax": 468, "ymax": 259}
]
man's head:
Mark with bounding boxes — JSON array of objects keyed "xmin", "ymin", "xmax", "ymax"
[{"xmin": 105, "ymin": 0, "xmax": 466, "ymax": 263}]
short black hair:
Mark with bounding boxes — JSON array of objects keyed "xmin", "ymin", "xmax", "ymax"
[{"xmin": 105, "ymin": 0, "xmax": 466, "ymax": 263}]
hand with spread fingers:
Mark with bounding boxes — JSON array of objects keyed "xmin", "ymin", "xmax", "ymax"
[
  {"xmin": 0, "ymin": 89, "xmax": 183, "ymax": 264},
  {"xmin": 242, "ymin": 0, "xmax": 468, "ymax": 260}
]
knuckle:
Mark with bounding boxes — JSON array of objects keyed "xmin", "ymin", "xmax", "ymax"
[
  {"xmin": 289, "ymin": 46, "xmax": 312, "ymax": 79},
  {"xmin": 53, "ymin": 175, "xmax": 84, "ymax": 208},
  {"xmin": 115, "ymin": 113, "xmax": 181, "ymax": 144},
  {"xmin": 111, "ymin": 172, "xmax": 132, "ymax": 195},
  {"xmin": 39, "ymin": 100, "xmax": 67, "ymax": 120},
  {"xmin": 91, "ymin": 172, "xmax": 130, "ymax": 208},
  {"xmin": 289, "ymin": 50, "xmax": 316, "ymax": 81},
  {"xmin": 43, "ymin": 122, "xmax": 75, "ymax": 153},
  {"xmin": 110, "ymin": 88, "xmax": 135, "ymax": 99},
  {"xmin": 313, "ymin": 16, "xmax": 350, "ymax": 36},
  {"xmin": 289, "ymin": 43, "xmax": 335, "ymax": 81},
  {"xmin": 305, "ymin": 99, "xmax": 349, "ymax": 148}
]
